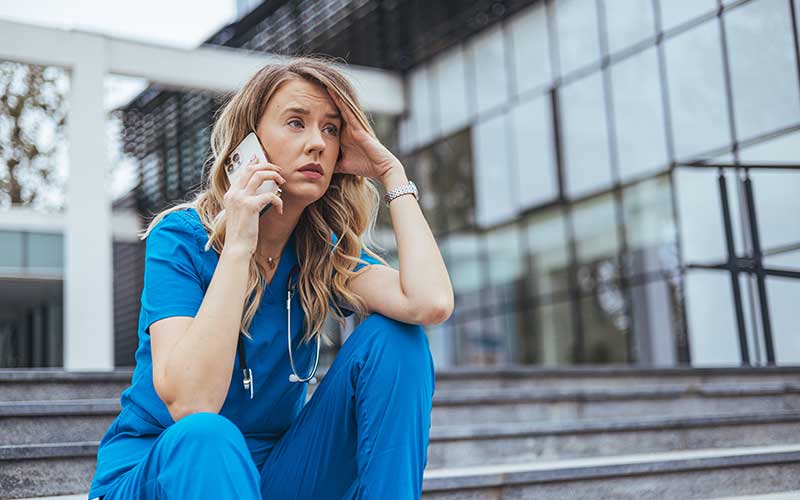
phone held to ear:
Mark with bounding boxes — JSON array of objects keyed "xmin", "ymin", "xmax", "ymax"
[{"xmin": 226, "ymin": 132, "xmax": 281, "ymax": 217}]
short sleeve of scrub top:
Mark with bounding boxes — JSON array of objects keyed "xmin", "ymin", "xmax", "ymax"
[
  {"xmin": 330, "ymin": 231, "xmax": 382, "ymax": 318},
  {"xmin": 141, "ymin": 210, "xmax": 206, "ymax": 334}
]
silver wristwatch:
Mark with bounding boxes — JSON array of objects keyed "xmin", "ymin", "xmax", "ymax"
[{"xmin": 384, "ymin": 180, "xmax": 419, "ymax": 207}]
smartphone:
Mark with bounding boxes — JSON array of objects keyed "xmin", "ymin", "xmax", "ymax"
[{"xmin": 226, "ymin": 132, "xmax": 280, "ymax": 216}]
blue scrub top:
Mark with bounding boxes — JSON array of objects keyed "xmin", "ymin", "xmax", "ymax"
[{"xmin": 89, "ymin": 207, "xmax": 380, "ymax": 499}]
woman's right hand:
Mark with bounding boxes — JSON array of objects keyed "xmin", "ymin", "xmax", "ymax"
[{"xmin": 222, "ymin": 154, "xmax": 287, "ymax": 256}]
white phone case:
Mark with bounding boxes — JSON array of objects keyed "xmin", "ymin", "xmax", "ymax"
[{"xmin": 226, "ymin": 132, "xmax": 279, "ymax": 197}]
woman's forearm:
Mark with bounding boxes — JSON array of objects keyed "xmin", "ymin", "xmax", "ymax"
[
  {"xmin": 162, "ymin": 245, "xmax": 252, "ymax": 420},
  {"xmin": 380, "ymin": 164, "xmax": 454, "ymax": 322}
]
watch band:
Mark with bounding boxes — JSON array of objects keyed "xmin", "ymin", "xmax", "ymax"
[{"xmin": 384, "ymin": 180, "xmax": 419, "ymax": 207}]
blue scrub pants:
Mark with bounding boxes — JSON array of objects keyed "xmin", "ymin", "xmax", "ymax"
[{"xmin": 100, "ymin": 313, "xmax": 436, "ymax": 500}]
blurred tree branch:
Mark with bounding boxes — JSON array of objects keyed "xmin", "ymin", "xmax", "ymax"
[{"xmin": 0, "ymin": 60, "xmax": 68, "ymax": 209}]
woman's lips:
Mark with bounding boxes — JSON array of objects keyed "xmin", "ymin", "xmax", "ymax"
[{"xmin": 299, "ymin": 170, "xmax": 322, "ymax": 179}]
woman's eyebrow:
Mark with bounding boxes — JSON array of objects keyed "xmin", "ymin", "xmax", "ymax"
[{"xmin": 282, "ymin": 106, "xmax": 341, "ymax": 121}]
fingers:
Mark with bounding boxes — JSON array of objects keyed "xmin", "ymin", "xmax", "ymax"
[
  {"xmin": 234, "ymin": 154, "xmax": 283, "ymax": 191},
  {"xmin": 257, "ymin": 191, "xmax": 284, "ymax": 215},
  {"xmin": 244, "ymin": 168, "xmax": 286, "ymax": 196}
]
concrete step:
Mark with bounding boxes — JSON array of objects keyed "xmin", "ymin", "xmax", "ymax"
[
  {"xmin": 3, "ymin": 381, "xmax": 799, "ymax": 446},
  {"xmin": 430, "ymin": 381, "xmax": 800, "ymax": 425},
  {"xmin": 4, "ymin": 390, "xmax": 800, "ymax": 469},
  {"xmin": 3, "ymin": 366, "xmax": 799, "ymax": 402},
  {"xmin": 0, "ymin": 370, "xmax": 132, "ymax": 402},
  {"xmin": 19, "ymin": 489, "xmax": 800, "ymax": 500},
  {"xmin": 431, "ymin": 365, "xmax": 800, "ymax": 392},
  {"xmin": 4, "ymin": 444, "xmax": 800, "ymax": 500},
  {"xmin": 427, "ymin": 409, "xmax": 800, "ymax": 468},
  {"xmin": 421, "ymin": 444, "xmax": 800, "ymax": 499}
]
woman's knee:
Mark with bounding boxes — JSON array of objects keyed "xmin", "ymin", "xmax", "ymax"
[
  {"xmin": 167, "ymin": 412, "xmax": 246, "ymax": 449},
  {"xmin": 360, "ymin": 313, "xmax": 435, "ymax": 378}
]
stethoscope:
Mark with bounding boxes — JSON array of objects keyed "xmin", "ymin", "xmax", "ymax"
[{"xmin": 237, "ymin": 263, "xmax": 321, "ymax": 399}]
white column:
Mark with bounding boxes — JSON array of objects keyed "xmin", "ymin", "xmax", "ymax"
[{"xmin": 64, "ymin": 33, "xmax": 114, "ymax": 370}]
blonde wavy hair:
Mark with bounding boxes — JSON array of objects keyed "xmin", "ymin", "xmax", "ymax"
[{"xmin": 138, "ymin": 54, "xmax": 389, "ymax": 348}]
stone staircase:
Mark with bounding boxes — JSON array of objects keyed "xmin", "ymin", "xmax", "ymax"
[{"xmin": 2, "ymin": 366, "xmax": 800, "ymax": 499}]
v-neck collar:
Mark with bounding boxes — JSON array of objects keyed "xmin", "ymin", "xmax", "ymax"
[{"xmin": 263, "ymin": 231, "xmax": 297, "ymax": 297}]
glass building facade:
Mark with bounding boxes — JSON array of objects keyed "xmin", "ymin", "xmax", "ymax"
[{"xmin": 3, "ymin": 0, "xmax": 798, "ymax": 369}]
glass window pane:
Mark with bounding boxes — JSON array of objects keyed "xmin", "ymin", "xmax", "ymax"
[
  {"xmin": 510, "ymin": 92, "xmax": 558, "ymax": 208},
  {"xmin": 611, "ymin": 47, "xmax": 669, "ymax": 181},
  {"xmin": 628, "ymin": 278, "xmax": 682, "ymax": 365},
  {"xmin": 658, "ymin": 0, "xmax": 717, "ymax": 32},
  {"xmin": 725, "ymin": 0, "xmax": 800, "ymax": 141},
  {"xmin": 524, "ymin": 206, "xmax": 571, "ymax": 297},
  {"xmin": 458, "ymin": 313, "xmax": 510, "ymax": 366},
  {"xmin": 487, "ymin": 223, "xmax": 524, "ymax": 288},
  {"xmin": 472, "ymin": 111, "xmax": 516, "ymax": 227},
  {"xmin": 747, "ymin": 170, "xmax": 800, "ymax": 252},
  {"xmin": 622, "ymin": 175, "xmax": 679, "ymax": 278},
  {"xmin": 684, "ymin": 270, "xmax": 743, "ymax": 365},
  {"xmin": 433, "ymin": 45, "xmax": 471, "ymax": 136},
  {"xmin": 674, "ymin": 169, "xmax": 747, "ymax": 263},
  {"xmin": 664, "ymin": 19, "xmax": 732, "ymax": 159},
  {"xmin": 0, "ymin": 231, "xmax": 23, "ymax": 268},
  {"xmin": 530, "ymin": 300, "xmax": 576, "ymax": 365},
  {"xmin": 573, "ymin": 193, "xmax": 620, "ymax": 266},
  {"xmin": 468, "ymin": 24, "xmax": 510, "ymax": 115},
  {"xmin": 409, "ymin": 148, "xmax": 446, "ymax": 235},
  {"xmin": 433, "ymin": 130, "xmax": 476, "ymax": 234},
  {"xmin": 767, "ymin": 277, "xmax": 800, "ymax": 364},
  {"xmin": 581, "ymin": 279, "xmax": 629, "ymax": 363},
  {"xmin": 509, "ymin": 2, "xmax": 552, "ymax": 95},
  {"xmin": 442, "ymin": 232, "xmax": 484, "ymax": 294},
  {"xmin": 560, "ymin": 71, "xmax": 614, "ymax": 198},
  {"xmin": 28, "ymin": 232, "xmax": 63, "ymax": 269},
  {"xmin": 409, "ymin": 65, "xmax": 436, "ymax": 148},
  {"xmin": 555, "ymin": 0, "xmax": 602, "ymax": 75},
  {"xmin": 764, "ymin": 248, "xmax": 800, "ymax": 272},
  {"xmin": 603, "ymin": 0, "xmax": 656, "ymax": 54}
]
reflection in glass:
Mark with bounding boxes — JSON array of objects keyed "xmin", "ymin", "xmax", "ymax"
[
  {"xmin": 664, "ymin": 19, "xmax": 731, "ymax": 160},
  {"xmin": 572, "ymin": 193, "xmax": 620, "ymax": 267},
  {"xmin": 627, "ymin": 279, "xmax": 683, "ymax": 365},
  {"xmin": 554, "ymin": 0, "xmax": 602, "ymax": 76},
  {"xmin": 603, "ymin": 0, "xmax": 655, "ymax": 54},
  {"xmin": 559, "ymin": 72, "xmax": 613, "ymax": 198},
  {"xmin": 406, "ymin": 148, "xmax": 445, "ymax": 235},
  {"xmin": 456, "ymin": 314, "xmax": 510, "ymax": 366},
  {"xmin": 486, "ymin": 224, "xmax": 524, "ymax": 308},
  {"xmin": 622, "ymin": 175, "xmax": 678, "ymax": 278},
  {"xmin": 523, "ymin": 206, "xmax": 571, "ymax": 297},
  {"xmin": 528, "ymin": 300, "xmax": 576, "ymax": 366},
  {"xmin": 725, "ymin": 0, "xmax": 800, "ymax": 141},
  {"xmin": 580, "ymin": 279, "xmax": 629, "ymax": 363},
  {"xmin": 610, "ymin": 47, "xmax": 669, "ymax": 181},
  {"xmin": 433, "ymin": 130, "xmax": 475, "ymax": 233}
]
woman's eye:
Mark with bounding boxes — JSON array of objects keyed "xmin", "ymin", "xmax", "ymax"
[{"xmin": 289, "ymin": 119, "xmax": 338, "ymax": 135}]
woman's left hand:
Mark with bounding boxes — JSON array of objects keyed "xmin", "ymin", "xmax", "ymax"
[{"xmin": 326, "ymin": 88, "xmax": 402, "ymax": 180}]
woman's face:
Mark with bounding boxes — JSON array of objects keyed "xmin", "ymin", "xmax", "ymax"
[{"xmin": 255, "ymin": 79, "xmax": 343, "ymax": 205}]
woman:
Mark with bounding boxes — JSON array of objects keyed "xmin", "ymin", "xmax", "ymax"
[{"xmin": 88, "ymin": 55, "xmax": 454, "ymax": 500}]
